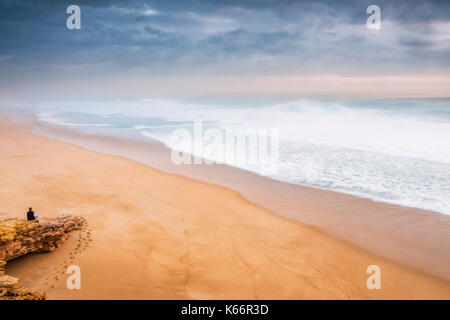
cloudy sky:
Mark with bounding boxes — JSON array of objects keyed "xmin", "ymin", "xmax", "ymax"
[{"xmin": 0, "ymin": 0, "xmax": 449, "ymax": 100}]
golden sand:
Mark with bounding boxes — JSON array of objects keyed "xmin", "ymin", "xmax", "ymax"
[{"xmin": 1, "ymin": 117, "xmax": 449, "ymax": 299}]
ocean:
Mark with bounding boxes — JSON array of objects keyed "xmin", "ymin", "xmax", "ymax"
[{"xmin": 31, "ymin": 97, "xmax": 450, "ymax": 215}]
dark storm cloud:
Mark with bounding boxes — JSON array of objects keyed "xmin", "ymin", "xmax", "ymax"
[{"xmin": 0, "ymin": 0, "xmax": 449, "ymax": 82}]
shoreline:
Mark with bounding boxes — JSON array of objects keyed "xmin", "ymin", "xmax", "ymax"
[
  {"xmin": 0, "ymin": 113, "xmax": 449, "ymax": 299},
  {"xmin": 7, "ymin": 108, "xmax": 449, "ymax": 212},
  {"xmin": 6, "ymin": 110, "xmax": 449, "ymax": 281}
]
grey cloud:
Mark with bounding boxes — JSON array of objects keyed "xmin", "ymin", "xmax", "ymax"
[
  {"xmin": 0, "ymin": 0, "xmax": 449, "ymax": 84},
  {"xmin": 398, "ymin": 36, "xmax": 434, "ymax": 48}
]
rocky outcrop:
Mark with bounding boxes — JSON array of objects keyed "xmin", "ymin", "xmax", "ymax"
[
  {"xmin": 0, "ymin": 268, "xmax": 46, "ymax": 300},
  {"xmin": 0, "ymin": 215, "xmax": 85, "ymax": 300},
  {"xmin": 0, "ymin": 215, "xmax": 85, "ymax": 261}
]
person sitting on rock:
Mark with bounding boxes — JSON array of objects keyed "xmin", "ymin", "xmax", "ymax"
[{"xmin": 27, "ymin": 208, "xmax": 37, "ymax": 221}]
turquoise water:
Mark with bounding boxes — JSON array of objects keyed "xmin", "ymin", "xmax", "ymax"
[{"xmin": 30, "ymin": 97, "xmax": 450, "ymax": 215}]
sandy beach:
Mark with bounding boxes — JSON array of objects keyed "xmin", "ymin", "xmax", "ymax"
[
  {"xmin": 1, "ymin": 115, "xmax": 450, "ymax": 299},
  {"xmin": 26, "ymin": 115, "xmax": 450, "ymax": 281}
]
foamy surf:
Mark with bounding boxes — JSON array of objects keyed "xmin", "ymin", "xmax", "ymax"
[{"xmin": 32, "ymin": 98, "xmax": 450, "ymax": 215}]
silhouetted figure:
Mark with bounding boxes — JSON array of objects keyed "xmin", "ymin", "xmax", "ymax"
[{"xmin": 27, "ymin": 207, "xmax": 37, "ymax": 221}]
